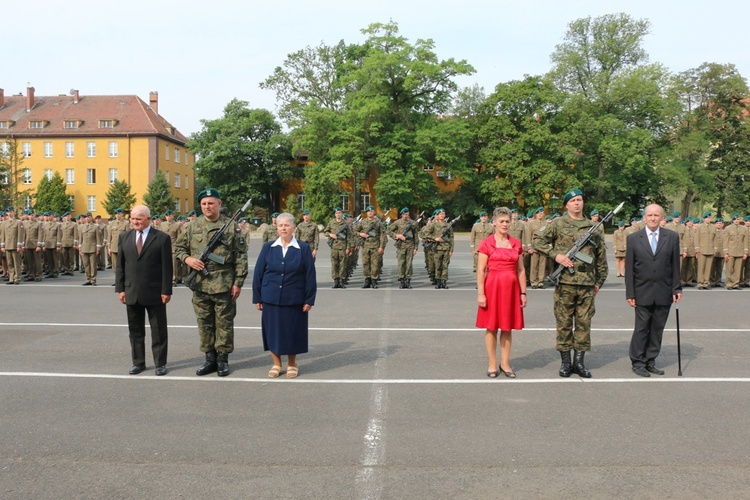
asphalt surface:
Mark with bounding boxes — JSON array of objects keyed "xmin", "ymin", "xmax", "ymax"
[{"xmin": 1, "ymin": 233, "xmax": 749, "ymax": 499}]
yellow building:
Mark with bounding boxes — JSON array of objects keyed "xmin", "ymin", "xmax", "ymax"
[{"xmin": 0, "ymin": 87, "xmax": 194, "ymax": 215}]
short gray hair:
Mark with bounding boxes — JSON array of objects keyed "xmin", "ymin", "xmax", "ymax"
[
  {"xmin": 130, "ymin": 204, "xmax": 151, "ymax": 218},
  {"xmin": 492, "ymin": 207, "xmax": 512, "ymax": 221},
  {"xmin": 276, "ymin": 212, "xmax": 296, "ymax": 227}
]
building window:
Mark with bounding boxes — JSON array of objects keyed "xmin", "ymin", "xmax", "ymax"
[
  {"xmin": 44, "ymin": 169, "xmax": 53, "ymax": 181},
  {"xmin": 99, "ymin": 120, "xmax": 114, "ymax": 128},
  {"xmin": 87, "ymin": 141, "xmax": 96, "ymax": 158},
  {"xmin": 66, "ymin": 142, "xmax": 75, "ymax": 158},
  {"xmin": 68, "ymin": 195, "xmax": 75, "ymax": 211},
  {"xmin": 109, "ymin": 169, "xmax": 118, "ymax": 184},
  {"xmin": 297, "ymin": 193, "xmax": 306, "ymax": 210},
  {"xmin": 0, "ymin": 121, "xmax": 12, "ymax": 129},
  {"xmin": 165, "ymin": 145, "xmax": 170, "ymax": 160},
  {"xmin": 341, "ymin": 195, "xmax": 350, "ymax": 212},
  {"xmin": 64, "ymin": 120, "xmax": 79, "ymax": 129},
  {"xmin": 175, "ymin": 199, "xmax": 181, "ymax": 213},
  {"xmin": 25, "ymin": 196, "xmax": 33, "ymax": 210},
  {"xmin": 44, "ymin": 142, "xmax": 53, "ymax": 158},
  {"xmin": 185, "ymin": 153, "xmax": 189, "ymax": 166},
  {"xmin": 360, "ymin": 194, "xmax": 370, "ymax": 210},
  {"xmin": 22, "ymin": 169, "xmax": 32, "ymax": 185},
  {"xmin": 174, "ymin": 173, "xmax": 180, "ymax": 188},
  {"xmin": 87, "ymin": 196, "xmax": 96, "ymax": 212},
  {"xmin": 423, "ymin": 164, "xmax": 434, "ymax": 171},
  {"xmin": 174, "ymin": 148, "xmax": 180, "ymax": 163},
  {"xmin": 29, "ymin": 120, "xmax": 45, "ymax": 129},
  {"xmin": 2, "ymin": 172, "xmax": 9, "ymax": 184},
  {"xmin": 184, "ymin": 175, "xmax": 189, "ymax": 189},
  {"xmin": 22, "ymin": 142, "xmax": 31, "ymax": 157},
  {"xmin": 1, "ymin": 142, "xmax": 9, "ymax": 157},
  {"xmin": 185, "ymin": 198, "xmax": 189, "ymax": 212},
  {"xmin": 165, "ymin": 171, "xmax": 169, "ymax": 181},
  {"xmin": 66, "ymin": 169, "xmax": 75, "ymax": 184},
  {"xmin": 108, "ymin": 141, "xmax": 118, "ymax": 158},
  {"xmin": 87, "ymin": 169, "xmax": 96, "ymax": 184}
]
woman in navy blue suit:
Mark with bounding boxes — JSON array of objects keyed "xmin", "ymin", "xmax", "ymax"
[{"xmin": 253, "ymin": 212, "xmax": 317, "ymax": 378}]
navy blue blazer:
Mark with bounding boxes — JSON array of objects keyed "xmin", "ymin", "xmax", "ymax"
[{"xmin": 252, "ymin": 240, "xmax": 317, "ymax": 306}]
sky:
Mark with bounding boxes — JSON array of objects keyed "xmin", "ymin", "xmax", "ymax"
[{"xmin": 5, "ymin": 0, "xmax": 748, "ymax": 136}]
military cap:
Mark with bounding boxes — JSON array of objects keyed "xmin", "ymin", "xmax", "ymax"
[
  {"xmin": 76, "ymin": 215, "xmax": 83, "ymax": 220},
  {"xmin": 618, "ymin": 220, "xmax": 625, "ymax": 227},
  {"xmin": 434, "ymin": 208, "xmax": 445, "ymax": 214},
  {"xmin": 302, "ymin": 209, "xmax": 311, "ymax": 215},
  {"xmin": 732, "ymin": 213, "xmax": 740, "ymax": 220},
  {"xmin": 526, "ymin": 210, "xmax": 534, "ymax": 218},
  {"xmin": 715, "ymin": 217, "xmax": 723, "ymax": 223},
  {"xmin": 114, "ymin": 208, "xmax": 123, "ymax": 214},
  {"xmin": 271, "ymin": 212, "xmax": 279, "ymax": 218},
  {"xmin": 702, "ymin": 211, "xmax": 712, "ymax": 218},
  {"xmin": 365, "ymin": 205, "xmax": 375, "ymax": 211},
  {"xmin": 178, "ymin": 215, "xmax": 187, "ymax": 221},
  {"xmin": 535, "ymin": 207, "xmax": 544, "ymax": 214},
  {"xmin": 62, "ymin": 212, "xmax": 70, "ymax": 217},
  {"xmin": 672, "ymin": 211, "xmax": 681, "ymax": 217},
  {"xmin": 334, "ymin": 206, "xmax": 343, "ymax": 213},
  {"xmin": 342, "ymin": 213, "xmax": 350, "ymax": 220},
  {"xmin": 6, "ymin": 206, "xmax": 14, "ymax": 211},
  {"xmin": 85, "ymin": 212, "xmax": 92, "ymax": 217},
  {"xmin": 563, "ymin": 189, "xmax": 583, "ymax": 205},
  {"xmin": 590, "ymin": 209, "xmax": 599, "ymax": 216},
  {"xmin": 475, "ymin": 219, "xmax": 481, "ymax": 223},
  {"xmin": 164, "ymin": 209, "xmax": 173, "ymax": 215},
  {"xmin": 744, "ymin": 215, "xmax": 750, "ymax": 221},
  {"xmin": 511, "ymin": 208, "xmax": 518, "ymax": 213},
  {"xmin": 478, "ymin": 210, "xmax": 488, "ymax": 216},
  {"xmin": 666, "ymin": 217, "xmax": 673, "ymax": 222},
  {"xmin": 400, "ymin": 207, "xmax": 410, "ymax": 215},
  {"xmin": 197, "ymin": 188, "xmax": 221, "ymax": 201},
  {"xmin": 693, "ymin": 217, "xmax": 700, "ymax": 223},
  {"xmin": 108, "ymin": 217, "xmax": 114, "ymax": 221},
  {"xmin": 152, "ymin": 213, "xmax": 161, "ymax": 219},
  {"xmin": 188, "ymin": 210, "xmax": 196, "ymax": 216}
]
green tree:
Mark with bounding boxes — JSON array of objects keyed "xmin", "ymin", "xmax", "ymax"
[
  {"xmin": 103, "ymin": 179, "xmax": 137, "ymax": 216},
  {"xmin": 34, "ymin": 172, "xmax": 69, "ymax": 214},
  {"xmin": 0, "ymin": 139, "xmax": 32, "ymax": 209},
  {"xmin": 187, "ymin": 99, "xmax": 294, "ymax": 213},
  {"xmin": 283, "ymin": 193, "xmax": 301, "ymax": 219},
  {"xmin": 142, "ymin": 170, "xmax": 174, "ymax": 214}
]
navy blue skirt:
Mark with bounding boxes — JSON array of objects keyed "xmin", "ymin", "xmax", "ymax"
[{"xmin": 261, "ymin": 303, "xmax": 309, "ymax": 355}]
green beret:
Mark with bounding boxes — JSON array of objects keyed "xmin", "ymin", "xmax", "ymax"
[
  {"xmin": 302, "ymin": 209, "xmax": 311, "ymax": 215},
  {"xmin": 197, "ymin": 188, "xmax": 221, "ymax": 201},
  {"xmin": 334, "ymin": 206, "xmax": 342, "ymax": 213},
  {"xmin": 693, "ymin": 217, "xmax": 700, "ymax": 223},
  {"xmin": 511, "ymin": 209, "xmax": 518, "ymax": 213},
  {"xmin": 153, "ymin": 213, "xmax": 162, "ymax": 219},
  {"xmin": 666, "ymin": 217, "xmax": 673, "ymax": 222},
  {"xmin": 188, "ymin": 210, "xmax": 196, "ymax": 216},
  {"xmin": 365, "ymin": 205, "xmax": 375, "ymax": 211},
  {"xmin": 702, "ymin": 211, "xmax": 712, "ymax": 218},
  {"xmin": 618, "ymin": 220, "xmax": 624, "ymax": 227},
  {"xmin": 478, "ymin": 210, "xmax": 488, "ymax": 216},
  {"xmin": 526, "ymin": 211, "xmax": 533, "ymax": 218},
  {"xmin": 475, "ymin": 219, "xmax": 481, "ymax": 223},
  {"xmin": 672, "ymin": 211, "xmax": 681, "ymax": 218},
  {"xmin": 85, "ymin": 212, "xmax": 92, "ymax": 217},
  {"xmin": 715, "ymin": 218, "xmax": 723, "ymax": 223},
  {"xmin": 114, "ymin": 208, "xmax": 123, "ymax": 213},
  {"xmin": 563, "ymin": 189, "xmax": 583, "ymax": 205},
  {"xmin": 6, "ymin": 206, "xmax": 14, "ymax": 211},
  {"xmin": 744, "ymin": 215, "xmax": 750, "ymax": 221},
  {"xmin": 536, "ymin": 207, "xmax": 544, "ymax": 214},
  {"xmin": 590, "ymin": 209, "xmax": 599, "ymax": 216},
  {"xmin": 164, "ymin": 209, "xmax": 173, "ymax": 215},
  {"xmin": 400, "ymin": 207, "xmax": 410, "ymax": 214},
  {"xmin": 732, "ymin": 213, "xmax": 740, "ymax": 220},
  {"xmin": 434, "ymin": 208, "xmax": 445, "ymax": 214},
  {"xmin": 271, "ymin": 212, "xmax": 279, "ymax": 218}
]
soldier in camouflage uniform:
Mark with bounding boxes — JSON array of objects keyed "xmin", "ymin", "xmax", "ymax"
[
  {"xmin": 742, "ymin": 216, "xmax": 750, "ymax": 287},
  {"xmin": 263, "ymin": 213, "xmax": 279, "ymax": 243},
  {"xmin": 354, "ymin": 205, "xmax": 387, "ymax": 288},
  {"xmin": 295, "ymin": 209, "xmax": 320, "ymax": 260},
  {"xmin": 106, "ymin": 208, "xmax": 130, "ymax": 280},
  {"xmin": 422, "ymin": 208, "xmax": 455, "ymax": 289},
  {"xmin": 420, "ymin": 216, "xmax": 436, "ymax": 283},
  {"xmin": 160, "ymin": 210, "xmax": 185, "ymax": 285},
  {"xmin": 323, "ymin": 207, "xmax": 349, "ymax": 288},
  {"xmin": 175, "ymin": 188, "xmax": 248, "ymax": 377},
  {"xmin": 533, "ymin": 189, "xmax": 608, "ymax": 378},
  {"xmin": 470, "ymin": 211, "xmax": 494, "ymax": 272},
  {"xmin": 388, "ymin": 207, "xmax": 420, "ymax": 289}
]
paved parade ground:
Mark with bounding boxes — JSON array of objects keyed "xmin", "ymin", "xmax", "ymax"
[{"xmin": 2, "ymin": 234, "xmax": 749, "ymax": 498}]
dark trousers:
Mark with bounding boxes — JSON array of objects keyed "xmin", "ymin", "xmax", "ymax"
[
  {"xmin": 629, "ymin": 304, "xmax": 671, "ymax": 368},
  {"xmin": 126, "ymin": 302, "xmax": 168, "ymax": 367}
]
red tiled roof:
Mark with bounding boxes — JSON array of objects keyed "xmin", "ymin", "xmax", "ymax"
[{"xmin": 0, "ymin": 93, "xmax": 188, "ymax": 144}]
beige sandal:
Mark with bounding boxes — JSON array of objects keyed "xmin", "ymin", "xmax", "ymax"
[
  {"xmin": 286, "ymin": 365, "xmax": 299, "ymax": 379},
  {"xmin": 268, "ymin": 365, "xmax": 282, "ymax": 378}
]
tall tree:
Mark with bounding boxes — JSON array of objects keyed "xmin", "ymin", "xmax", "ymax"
[
  {"xmin": 103, "ymin": 179, "xmax": 138, "ymax": 215},
  {"xmin": 187, "ymin": 99, "xmax": 294, "ymax": 213},
  {"xmin": 142, "ymin": 170, "xmax": 174, "ymax": 214},
  {"xmin": 0, "ymin": 139, "xmax": 32, "ymax": 209},
  {"xmin": 34, "ymin": 172, "xmax": 69, "ymax": 214}
]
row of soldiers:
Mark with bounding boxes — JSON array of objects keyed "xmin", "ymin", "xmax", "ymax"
[
  {"xmin": 0, "ymin": 206, "xmax": 199, "ymax": 286},
  {"xmin": 613, "ymin": 211, "xmax": 750, "ymax": 289}
]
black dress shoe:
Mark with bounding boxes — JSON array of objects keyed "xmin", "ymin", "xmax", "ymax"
[
  {"xmin": 129, "ymin": 364, "xmax": 146, "ymax": 375},
  {"xmin": 646, "ymin": 365, "xmax": 665, "ymax": 375},
  {"xmin": 82, "ymin": 282, "xmax": 92, "ymax": 286},
  {"xmin": 155, "ymin": 365, "xmax": 168, "ymax": 376},
  {"xmin": 632, "ymin": 366, "xmax": 651, "ymax": 377}
]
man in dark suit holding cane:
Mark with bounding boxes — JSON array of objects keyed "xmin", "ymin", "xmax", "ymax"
[
  {"xmin": 626, "ymin": 204, "xmax": 682, "ymax": 377},
  {"xmin": 115, "ymin": 205, "xmax": 173, "ymax": 376}
]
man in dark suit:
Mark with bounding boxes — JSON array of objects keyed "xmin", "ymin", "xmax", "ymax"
[
  {"xmin": 115, "ymin": 205, "xmax": 173, "ymax": 376},
  {"xmin": 625, "ymin": 204, "xmax": 682, "ymax": 377}
]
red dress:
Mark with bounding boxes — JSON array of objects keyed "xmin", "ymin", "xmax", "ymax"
[{"xmin": 475, "ymin": 235, "xmax": 525, "ymax": 331}]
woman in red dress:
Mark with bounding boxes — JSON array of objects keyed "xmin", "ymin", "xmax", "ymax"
[{"xmin": 476, "ymin": 207, "xmax": 527, "ymax": 378}]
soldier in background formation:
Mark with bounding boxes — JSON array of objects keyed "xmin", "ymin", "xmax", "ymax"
[
  {"xmin": 22, "ymin": 210, "xmax": 44, "ymax": 282},
  {"xmin": 160, "ymin": 209, "xmax": 186, "ymax": 285},
  {"xmin": 421, "ymin": 208, "xmax": 455, "ymax": 289},
  {"xmin": 613, "ymin": 220, "xmax": 627, "ymax": 277},
  {"xmin": 354, "ymin": 205, "xmax": 386, "ymax": 289},
  {"xmin": 78, "ymin": 212, "xmax": 102, "ymax": 286},
  {"xmin": 0, "ymin": 207, "xmax": 24, "ymax": 284},
  {"xmin": 295, "ymin": 209, "xmax": 319, "ymax": 260},
  {"xmin": 526, "ymin": 207, "xmax": 546, "ymax": 289},
  {"xmin": 388, "ymin": 207, "xmax": 420, "ymax": 289},
  {"xmin": 470, "ymin": 211, "xmax": 494, "ymax": 273},
  {"xmin": 323, "ymin": 207, "xmax": 350, "ymax": 289},
  {"xmin": 107, "ymin": 208, "xmax": 130, "ymax": 282},
  {"xmin": 263, "ymin": 212, "xmax": 279, "ymax": 243}
]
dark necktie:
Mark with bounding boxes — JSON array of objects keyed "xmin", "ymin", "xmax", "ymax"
[{"xmin": 137, "ymin": 232, "xmax": 143, "ymax": 255}]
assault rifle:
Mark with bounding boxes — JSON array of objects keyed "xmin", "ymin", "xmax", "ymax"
[
  {"xmin": 395, "ymin": 211, "xmax": 425, "ymax": 248},
  {"xmin": 185, "ymin": 198, "xmax": 252, "ymax": 291},
  {"xmin": 327, "ymin": 223, "xmax": 348, "ymax": 248},
  {"xmin": 424, "ymin": 215, "xmax": 461, "ymax": 250},
  {"xmin": 547, "ymin": 202, "xmax": 624, "ymax": 286}
]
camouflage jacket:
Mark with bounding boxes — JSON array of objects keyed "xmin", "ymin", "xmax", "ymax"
[
  {"xmin": 174, "ymin": 215, "xmax": 248, "ymax": 293},
  {"xmin": 295, "ymin": 221, "xmax": 319, "ymax": 250},
  {"xmin": 323, "ymin": 219, "xmax": 349, "ymax": 250},
  {"xmin": 262, "ymin": 224, "xmax": 277, "ymax": 243},
  {"xmin": 353, "ymin": 217, "xmax": 387, "ymax": 249},
  {"xmin": 388, "ymin": 218, "xmax": 420, "ymax": 248},
  {"xmin": 422, "ymin": 220, "xmax": 454, "ymax": 252},
  {"xmin": 532, "ymin": 215, "xmax": 608, "ymax": 287}
]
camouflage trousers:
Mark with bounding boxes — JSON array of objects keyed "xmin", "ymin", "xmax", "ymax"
[
  {"xmin": 395, "ymin": 243, "xmax": 416, "ymax": 279},
  {"xmin": 192, "ymin": 290, "xmax": 236, "ymax": 354},
  {"xmin": 553, "ymin": 284, "xmax": 596, "ymax": 352},
  {"xmin": 424, "ymin": 247, "xmax": 435, "ymax": 276},
  {"xmin": 361, "ymin": 246, "xmax": 380, "ymax": 280},
  {"xmin": 330, "ymin": 245, "xmax": 347, "ymax": 279},
  {"xmin": 433, "ymin": 249, "xmax": 450, "ymax": 280}
]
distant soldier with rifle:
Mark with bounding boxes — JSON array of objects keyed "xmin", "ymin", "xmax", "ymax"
[
  {"xmin": 470, "ymin": 211, "xmax": 494, "ymax": 273},
  {"xmin": 295, "ymin": 209, "xmax": 320, "ymax": 260},
  {"xmin": 389, "ymin": 208, "xmax": 421, "ymax": 289},
  {"xmin": 354, "ymin": 205, "xmax": 387, "ymax": 288},
  {"xmin": 175, "ymin": 189, "xmax": 248, "ymax": 377},
  {"xmin": 323, "ymin": 207, "xmax": 350, "ymax": 289},
  {"xmin": 532, "ymin": 189, "xmax": 610, "ymax": 378},
  {"xmin": 422, "ymin": 208, "xmax": 456, "ymax": 289}
]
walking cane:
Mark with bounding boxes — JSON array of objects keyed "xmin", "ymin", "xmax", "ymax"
[{"xmin": 675, "ymin": 302, "xmax": 683, "ymax": 376}]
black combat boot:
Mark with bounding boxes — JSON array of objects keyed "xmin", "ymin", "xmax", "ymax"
[
  {"xmin": 435, "ymin": 279, "xmax": 442, "ymax": 289},
  {"xmin": 559, "ymin": 350, "xmax": 572, "ymax": 377},
  {"xmin": 362, "ymin": 278, "xmax": 372, "ymax": 288},
  {"xmin": 406, "ymin": 278, "xmax": 412, "ymax": 289},
  {"xmin": 572, "ymin": 350, "xmax": 591, "ymax": 378},
  {"xmin": 217, "ymin": 352, "xmax": 230, "ymax": 377},
  {"xmin": 442, "ymin": 280, "xmax": 449, "ymax": 289},
  {"xmin": 333, "ymin": 279, "xmax": 341, "ymax": 289},
  {"xmin": 399, "ymin": 278, "xmax": 405, "ymax": 289},
  {"xmin": 196, "ymin": 351, "xmax": 218, "ymax": 376},
  {"xmin": 371, "ymin": 279, "xmax": 379, "ymax": 289}
]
